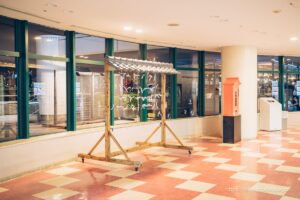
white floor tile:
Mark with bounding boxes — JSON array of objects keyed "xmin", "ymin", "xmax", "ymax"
[
  {"xmin": 276, "ymin": 148, "xmax": 299, "ymax": 154},
  {"xmin": 292, "ymin": 153, "xmax": 300, "ymax": 158},
  {"xmin": 215, "ymin": 164, "xmax": 246, "ymax": 172},
  {"xmin": 193, "ymin": 193, "xmax": 235, "ymax": 200},
  {"xmin": 249, "ymin": 182, "xmax": 289, "ymax": 196},
  {"xmin": 194, "ymin": 151, "xmax": 218, "ymax": 157},
  {"xmin": 230, "ymin": 172, "xmax": 265, "ymax": 182},
  {"xmin": 149, "ymin": 155, "xmax": 178, "ymax": 162},
  {"xmin": 106, "ymin": 178, "xmax": 145, "ymax": 190},
  {"xmin": 33, "ymin": 188, "xmax": 79, "ymax": 200},
  {"xmin": 109, "ymin": 190, "xmax": 154, "ymax": 200},
  {"xmin": 276, "ymin": 165, "xmax": 300, "ymax": 174},
  {"xmin": 261, "ymin": 143, "xmax": 282, "ymax": 148},
  {"xmin": 0, "ymin": 187, "xmax": 8, "ymax": 193},
  {"xmin": 158, "ymin": 162, "xmax": 188, "ymax": 170},
  {"xmin": 243, "ymin": 152, "xmax": 266, "ymax": 158},
  {"xmin": 40, "ymin": 176, "xmax": 79, "ymax": 187},
  {"xmin": 202, "ymin": 157, "xmax": 231, "ymax": 163},
  {"xmin": 46, "ymin": 167, "xmax": 80, "ymax": 176},
  {"xmin": 257, "ymin": 158, "xmax": 285, "ymax": 165},
  {"xmin": 176, "ymin": 180, "xmax": 215, "ymax": 192},
  {"xmin": 229, "ymin": 147, "xmax": 251, "ymax": 152},
  {"xmin": 165, "ymin": 170, "xmax": 200, "ymax": 180},
  {"xmin": 105, "ymin": 169, "xmax": 138, "ymax": 178}
]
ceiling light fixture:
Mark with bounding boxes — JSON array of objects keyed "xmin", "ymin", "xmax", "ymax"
[
  {"xmin": 123, "ymin": 26, "xmax": 132, "ymax": 31},
  {"xmin": 290, "ymin": 36, "xmax": 298, "ymax": 41},
  {"xmin": 34, "ymin": 36, "xmax": 41, "ymax": 40},
  {"xmin": 167, "ymin": 23, "xmax": 179, "ymax": 27},
  {"xmin": 135, "ymin": 29, "xmax": 143, "ymax": 33}
]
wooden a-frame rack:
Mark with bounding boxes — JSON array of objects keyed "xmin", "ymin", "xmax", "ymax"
[{"xmin": 78, "ymin": 57, "xmax": 193, "ymax": 171}]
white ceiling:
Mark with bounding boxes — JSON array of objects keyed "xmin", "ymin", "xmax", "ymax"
[{"xmin": 1, "ymin": 0, "xmax": 300, "ymax": 56}]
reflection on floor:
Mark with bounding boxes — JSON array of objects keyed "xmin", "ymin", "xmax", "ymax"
[{"xmin": 0, "ymin": 128, "xmax": 300, "ymax": 200}]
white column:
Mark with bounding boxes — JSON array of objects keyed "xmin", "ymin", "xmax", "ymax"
[{"xmin": 221, "ymin": 46, "xmax": 257, "ymax": 140}]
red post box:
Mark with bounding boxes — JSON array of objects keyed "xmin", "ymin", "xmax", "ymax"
[
  {"xmin": 223, "ymin": 77, "xmax": 241, "ymax": 116},
  {"xmin": 223, "ymin": 77, "xmax": 241, "ymax": 143}
]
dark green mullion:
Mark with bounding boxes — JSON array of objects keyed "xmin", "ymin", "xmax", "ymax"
[
  {"xmin": 198, "ymin": 51, "xmax": 205, "ymax": 117},
  {"xmin": 65, "ymin": 31, "xmax": 76, "ymax": 131},
  {"xmin": 15, "ymin": 20, "xmax": 29, "ymax": 139},
  {"xmin": 169, "ymin": 48, "xmax": 177, "ymax": 118},
  {"xmin": 139, "ymin": 44, "xmax": 148, "ymax": 122},
  {"xmin": 278, "ymin": 56, "xmax": 285, "ymax": 110},
  {"xmin": 105, "ymin": 38, "xmax": 114, "ymax": 126}
]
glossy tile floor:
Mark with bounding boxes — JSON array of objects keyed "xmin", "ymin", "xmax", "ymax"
[{"xmin": 1, "ymin": 128, "xmax": 300, "ymax": 200}]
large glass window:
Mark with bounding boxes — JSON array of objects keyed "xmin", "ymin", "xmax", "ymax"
[
  {"xmin": 205, "ymin": 52, "xmax": 221, "ymax": 115},
  {"xmin": 284, "ymin": 57, "xmax": 300, "ymax": 112},
  {"xmin": 28, "ymin": 59, "xmax": 66, "ymax": 136},
  {"xmin": 177, "ymin": 49, "xmax": 198, "ymax": 68},
  {"xmin": 257, "ymin": 56, "xmax": 278, "ymax": 71},
  {"xmin": 177, "ymin": 49, "xmax": 199, "ymax": 118},
  {"xmin": 177, "ymin": 70, "xmax": 199, "ymax": 117},
  {"xmin": 257, "ymin": 55, "xmax": 279, "ymax": 102},
  {"xmin": 147, "ymin": 46, "xmax": 171, "ymax": 120},
  {"xmin": 75, "ymin": 34, "xmax": 105, "ymax": 129},
  {"xmin": 0, "ymin": 56, "xmax": 17, "ymax": 142},
  {"xmin": 0, "ymin": 16, "xmax": 15, "ymax": 51},
  {"xmin": 28, "ymin": 24, "xmax": 67, "ymax": 136},
  {"xmin": 29, "ymin": 23, "xmax": 66, "ymax": 57},
  {"xmin": 0, "ymin": 16, "xmax": 17, "ymax": 142},
  {"xmin": 75, "ymin": 33, "xmax": 105, "ymax": 61},
  {"xmin": 114, "ymin": 41, "xmax": 140, "ymax": 123},
  {"xmin": 76, "ymin": 64, "xmax": 105, "ymax": 128},
  {"xmin": 205, "ymin": 71, "xmax": 221, "ymax": 115}
]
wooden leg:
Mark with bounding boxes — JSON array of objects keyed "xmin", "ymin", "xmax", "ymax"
[
  {"xmin": 165, "ymin": 123, "xmax": 184, "ymax": 146},
  {"xmin": 138, "ymin": 124, "xmax": 161, "ymax": 145},
  {"xmin": 88, "ymin": 133, "xmax": 105, "ymax": 155},
  {"xmin": 109, "ymin": 131, "xmax": 131, "ymax": 161}
]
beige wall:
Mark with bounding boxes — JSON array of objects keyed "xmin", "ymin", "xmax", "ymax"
[{"xmin": 0, "ymin": 116, "xmax": 221, "ymax": 182}]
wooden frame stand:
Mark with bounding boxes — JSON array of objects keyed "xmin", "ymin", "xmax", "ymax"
[{"xmin": 78, "ymin": 61, "xmax": 193, "ymax": 171}]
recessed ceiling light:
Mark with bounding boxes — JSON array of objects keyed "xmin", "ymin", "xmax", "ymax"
[
  {"xmin": 272, "ymin": 9, "xmax": 282, "ymax": 14},
  {"xmin": 123, "ymin": 26, "xmax": 132, "ymax": 31},
  {"xmin": 290, "ymin": 36, "xmax": 298, "ymax": 41},
  {"xmin": 135, "ymin": 29, "xmax": 143, "ymax": 33},
  {"xmin": 34, "ymin": 36, "xmax": 41, "ymax": 40},
  {"xmin": 167, "ymin": 23, "xmax": 179, "ymax": 27}
]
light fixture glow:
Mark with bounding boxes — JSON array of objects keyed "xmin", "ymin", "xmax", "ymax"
[
  {"xmin": 46, "ymin": 38, "xmax": 53, "ymax": 42},
  {"xmin": 123, "ymin": 26, "xmax": 132, "ymax": 31},
  {"xmin": 135, "ymin": 29, "xmax": 143, "ymax": 33},
  {"xmin": 290, "ymin": 37, "xmax": 298, "ymax": 41},
  {"xmin": 34, "ymin": 36, "xmax": 41, "ymax": 40}
]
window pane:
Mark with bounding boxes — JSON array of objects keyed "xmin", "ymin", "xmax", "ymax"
[
  {"xmin": 0, "ymin": 16, "xmax": 15, "ymax": 51},
  {"xmin": 0, "ymin": 56, "xmax": 17, "ymax": 142},
  {"xmin": 257, "ymin": 55, "xmax": 278, "ymax": 71},
  {"xmin": 257, "ymin": 72, "xmax": 279, "ymax": 100},
  {"xmin": 114, "ymin": 71, "xmax": 141, "ymax": 124},
  {"xmin": 28, "ymin": 23, "xmax": 66, "ymax": 57},
  {"xmin": 114, "ymin": 40, "xmax": 139, "ymax": 59},
  {"xmin": 147, "ymin": 45, "xmax": 171, "ymax": 119},
  {"xmin": 76, "ymin": 63, "xmax": 105, "ymax": 129},
  {"xmin": 177, "ymin": 49, "xmax": 198, "ymax": 68},
  {"xmin": 148, "ymin": 46, "xmax": 170, "ymax": 62},
  {"xmin": 205, "ymin": 71, "xmax": 221, "ymax": 115},
  {"xmin": 75, "ymin": 33, "xmax": 105, "ymax": 61},
  {"xmin": 285, "ymin": 56, "xmax": 300, "ymax": 72},
  {"xmin": 29, "ymin": 59, "xmax": 66, "ymax": 136},
  {"xmin": 177, "ymin": 70, "xmax": 198, "ymax": 118},
  {"xmin": 205, "ymin": 52, "xmax": 221, "ymax": 69},
  {"xmin": 285, "ymin": 73, "xmax": 300, "ymax": 112}
]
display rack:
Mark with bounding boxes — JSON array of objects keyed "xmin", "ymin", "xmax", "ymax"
[{"xmin": 78, "ymin": 56, "xmax": 193, "ymax": 171}]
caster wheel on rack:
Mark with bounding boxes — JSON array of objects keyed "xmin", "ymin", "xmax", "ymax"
[
  {"xmin": 188, "ymin": 150, "xmax": 192, "ymax": 155},
  {"xmin": 81, "ymin": 158, "xmax": 85, "ymax": 163}
]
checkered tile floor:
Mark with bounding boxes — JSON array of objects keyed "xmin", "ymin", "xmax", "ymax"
[{"xmin": 1, "ymin": 128, "xmax": 300, "ymax": 200}]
